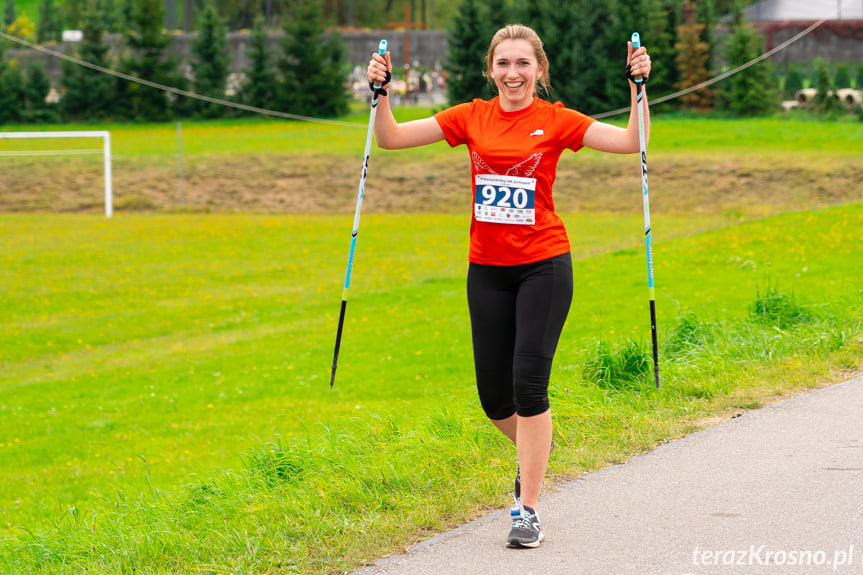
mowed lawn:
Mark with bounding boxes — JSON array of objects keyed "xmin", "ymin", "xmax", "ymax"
[{"xmin": 1, "ymin": 114, "xmax": 862, "ymax": 573}]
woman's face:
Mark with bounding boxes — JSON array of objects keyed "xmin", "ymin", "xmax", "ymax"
[{"xmin": 491, "ymin": 38, "xmax": 541, "ymax": 112}]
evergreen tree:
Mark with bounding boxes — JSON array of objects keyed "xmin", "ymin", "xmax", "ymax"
[
  {"xmin": 444, "ymin": 0, "xmax": 491, "ymax": 104},
  {"xmin": 537, "ymin": 0, "xmax": 583, "ymax": 107},
  {"xmin": 571, "ymin": 0, "xmax": 634, "ymax": 115},
  {"xmin": 5, "ymin": 0, "xmax": 15, "ymax": 27},
  {"xmin": 120, "ymin": 0, "xmax": 133, "ymax": 29},
  {"xmin": 0, "ymin": 45, "xmax": 11, "ymax": 124},
  {"xmin": 695, "ymin": 0, "xmax": 716, "ymax": 50},
  {"xmin": 834, "ymin": 64, "xmax": 850, "ymax": 90},
  {"xmin": 855, "ymin": 66, "xmax": 863, "ymax": 90},
  {"xmin": 812, "ymin": 57, "xmax": 841, "ymax": 116},
  {"xmin": 277, "ymin": 0, "xmax": 349, "ymax": 118},
  {"xmin": 487, "ymin": 0, "xmax": 509, "ymax": 30},
  {"xmin": 101, "ymin": 0, "xmax": 118, "ymax": 32},
  {"xmin": 37, "ymin": 0, "xmax": 61, "ymax": 43},
  {"xmin": 783, "ymin": 63, "xmax": 802, "ymax": 100},
  {"xmin": 117, "ymin": 0, "xmax": 176, "ymax": 121},
  {"xmin": 191, "ymin": 1, "xmax": 229, "ymax": 118},
  {"xmin": 23, "ymin": 62, "xmax": 57, "ymax": 122},
  {"xmin": 242, "ymin": 15, "xmax": 278, "ymax": 110},
  {"xmin": 675, "ymin": 0, "xmax": 713, "ymax": 111},
  {"xmin": 0, "ymin": 60, "xmax": 27, "ymax": 124},
  {"xmin": 62, "ymin": 0, "xmax": 85, "ymax": 29},
  {"xmin": 516, "ymin": 0, "xmax": 544, "ymax": 26},
  {"xmin": 60, "ymin": 0, "xmax": 115, "ymax": 120},
  {"xmin": 720, "ymin": 5, "xmax": 777, "ymax": 116},
  {"xmin": 643, "ymin": 0, "xmax": 680, "ymax": 101},
  {"xmin": 590, "ymin": 0, "xmax": 650, "ymax": 113}
]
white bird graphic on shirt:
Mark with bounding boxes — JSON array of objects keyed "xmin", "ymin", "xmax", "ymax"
[{"xmin": 471, "ymin": 151, "xmax": 543, "ymax": 178}]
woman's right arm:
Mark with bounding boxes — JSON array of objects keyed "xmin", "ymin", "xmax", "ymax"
[{"xmin": 368, "ymin": 51, "xmax": 446, "ymax": 150}]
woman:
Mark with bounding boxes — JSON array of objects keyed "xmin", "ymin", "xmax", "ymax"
[{"xmin": 367, "ymin": 24, "xmax": 651, "ymax": 548}]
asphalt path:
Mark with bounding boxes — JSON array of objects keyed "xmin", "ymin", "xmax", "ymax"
[{"xmin": 351, "ymin": 374, "xmax": 863, "ymax": 575}]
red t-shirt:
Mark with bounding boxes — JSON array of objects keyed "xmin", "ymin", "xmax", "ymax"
[{"xmin": 435, "ymin": 97, "xmax": 595, "ymax": 265}]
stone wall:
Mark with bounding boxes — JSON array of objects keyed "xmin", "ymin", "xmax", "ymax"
[{"xmin": 7, "ymin": 29, "xmax": 450, "ymax": 86}]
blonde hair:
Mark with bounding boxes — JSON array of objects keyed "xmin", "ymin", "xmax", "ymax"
[{"xmin": 484, "ymin": 24, "xmax": 550, "ymax": 96}]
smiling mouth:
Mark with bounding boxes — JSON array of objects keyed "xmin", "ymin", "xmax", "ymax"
[{"xmin": 504, "ymin": 82, "xmax": 524, "ymax": 90}]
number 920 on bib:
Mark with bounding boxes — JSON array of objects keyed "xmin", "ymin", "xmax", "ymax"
[{"xmin": 474, "ymin": 174, "xmax": 536, "ymax": 225}]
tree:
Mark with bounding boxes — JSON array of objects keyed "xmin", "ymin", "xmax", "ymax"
[
  {"xmin": 675, "ymin": 0, "xmax": 713, "ymax": 111},
  {"xmin": 101, "ymin": 0, "xmax": 119, "ymax": 32},
  {"xmin": 37, "ymin": 0, "xmax": 62, "ymax": 43},
  {"xmin": 120, "ymin": 0, "xmax": 133, "ymax": 29},
  {"xmin": 276, "ymin": 0, "xmax": 349, "ymax": 118},
  {"xmin": 191, "ymin": 1, "xmax": 229, "ymax": 118},
  {"xmin": 720, "ymin": 4, "xmax": 777, "ymax": 116},
  {"xmin": 209, "ymin": 0, "xmax": 291, "ymax": 30},
  {"xmin": 23, "ymin": 61, "xmax": 57, "ymax": 122},
  {"xmin": 834, "ymin": 64, "xmax": 850, "ymax": 90},
  {"xmin": 487, "ymin": 0, "xmax": 510, "ymax": 31},
  {"xmin": 116, "ymin": 0, "xmax": 177, "ymax": 121},
  {"xmin": 444, "ymin": 0, "xmax": 491, "ymax": 104},
  {"xmin": 567, "ymin": 0, "xmax": 639, "ymax": 115},
  {"xmin": 0, "ymin": 59, "xmax": 27, "ymax": 124},
  {"xmin": 241, "ymin": 15, "xmax": 278, "ymax": 110},
  {"xmin": 648, "ymin": 0, "xmax": 681, "ymax": 99},
  {"xmin": 812, "ymin": 57, "xmax": 841, "ymax": 116},
  {"xmin": 783, "ymin": 63, "xmax": 802, "ymax": 100},
  {"xmin": 533, "ymin": 0, "xmax": 583, "ymax": 108},
  {"xmin": 571, "ymin": 0, "xmax": 650, "ymax": 114},
  {"xmin": 7, "ymin": 12, "xmax": 37, "ymax": 41},
  {"xmin": 856, "ymin": 66, "xmax": 863, "ymax": 90},
  {"xmin": 695, "ymin": 0, "xmax": 716, "ymax": 51},
  {"xmin": 62, "ymin": 0, "xmax": 85, "ymax": 29},
  {"xmin": 4, "ymin": 0, "xmax": 15, "ymax": 28},
  {"xmin": 60, "ymin": 0, "xmax": 115, "ymax": 120}
]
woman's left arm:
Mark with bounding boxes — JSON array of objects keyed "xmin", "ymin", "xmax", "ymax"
[{"xmin": 582, "ymin": 42, "xmax": 651, "ymax": 154}]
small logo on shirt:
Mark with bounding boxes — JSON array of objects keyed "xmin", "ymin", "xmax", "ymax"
[{"xmin": 529, "ymin": 129, "xmax": 544, "ymax": 137}]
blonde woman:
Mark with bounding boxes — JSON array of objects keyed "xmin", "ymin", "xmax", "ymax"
[{"xmin": 367, "ymin": 24, "xmax": 651, "ymax": 548}]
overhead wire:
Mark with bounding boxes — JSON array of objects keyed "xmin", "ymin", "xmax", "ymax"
[{"xmin": 593, "ymin": 18, "xmax": 827, "ymax": 119}]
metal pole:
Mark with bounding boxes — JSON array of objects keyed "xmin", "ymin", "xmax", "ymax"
[
  {"xmin": 331, "ymin": 40, "xmax": 388, "ymax": 388},
  {"xmin": 631, "ymin": 32, "xmax": 659, "ymax": 390},
  {"xmin": 103, "ymin": 132, "xmax": 113, "ymax": 218}
]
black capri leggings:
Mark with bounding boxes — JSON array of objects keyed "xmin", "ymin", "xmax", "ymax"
[{"xmin": 466, "ymin": 252, "xmax": 573, "ymax": 420}]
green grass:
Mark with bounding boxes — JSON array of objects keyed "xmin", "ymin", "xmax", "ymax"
[
  {"xmin": 1, "ymin": 200, "xmax": 862, "ymax": 573},
  {"xmin": 2, "ymin": 108, "xmax": 861, "ymax": 159},
  {"xmin": 2, "ymin": 112, "xmax": 863, "ymax": 572}
]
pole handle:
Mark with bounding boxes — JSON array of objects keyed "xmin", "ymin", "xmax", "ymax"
[
  {"xmin": 630, "ymin": 32, "xmax": 645, "ymax": 85},
  {"xmin": 373, "ymin": 40, "xmax": 388, "ymax": 90}
]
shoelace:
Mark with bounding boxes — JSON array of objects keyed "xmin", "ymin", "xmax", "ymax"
[{"xmin": 513, "ymin": 510, "xmax": 538, "ymax": 531}]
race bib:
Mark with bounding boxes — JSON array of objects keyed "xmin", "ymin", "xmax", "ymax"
[{"xmin": 474, "ymin": 174, "xmax": 536, "ymax": 225}]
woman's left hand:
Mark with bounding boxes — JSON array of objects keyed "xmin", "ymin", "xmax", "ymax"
[{"xmin": 627, "ymin": 43, "xmax": 652, "ymax": 83}]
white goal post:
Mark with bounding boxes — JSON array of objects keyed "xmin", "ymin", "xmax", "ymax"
[{"xmin": 0, "ymin": 131, "xmax": 113, "ymax": 218}]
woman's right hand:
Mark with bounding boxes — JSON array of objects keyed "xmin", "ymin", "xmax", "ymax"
[{"xmin": 367, "ymin": 51, "xmax": 392, "ymax": 91}]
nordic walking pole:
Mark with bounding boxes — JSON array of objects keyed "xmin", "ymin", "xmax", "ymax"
[
  {"xmin": 631, "ymin": 32, "xmax": 660, "ymax": 390},
  {"xmin": 330, "ymin": 39, "xmax": 387, "ymax": 389}
]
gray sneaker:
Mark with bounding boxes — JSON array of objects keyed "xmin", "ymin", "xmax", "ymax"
[{"xmin": 507, "ymin": 504, "xmax": 544, "ymax": 548}]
